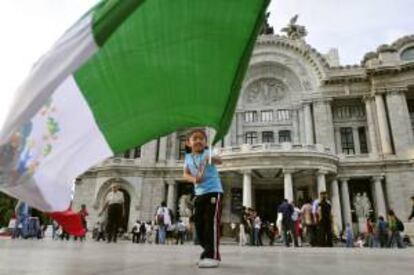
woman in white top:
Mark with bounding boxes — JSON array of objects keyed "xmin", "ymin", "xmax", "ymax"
[{"xmin": 99, "ymin": 183, "xmax": 124, "ymax": 243}]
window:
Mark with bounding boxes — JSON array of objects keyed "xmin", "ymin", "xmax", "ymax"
[
  {"xmin": 262, "ymin": 131, "xmax": 274, "ymax": 143},
  {"xmin": 401, "ymin": 47, "xmax": 414, "ymax": 61},
  {"xmin": 178, "ymin": 135, "xmax": 187, "ymax": 160},
  {"xmin": 245, "ymin": 111, "xmax": 258, "ymax": 123},
  {"xmin": 133, "ymin": 147, "xmax": 141, "ymax": 158},
  {"xmin": 245, "ymin": 132, "xmax": 258, "ymax": 144},
  {"xmin": 340, "ymin": 127, "xmax": 355, "ymax": 154},
  {"xmin": 123, "ymin": 150, "xmax": 131, "ymax": 158},
  {"xmin": 279, "ymin": 130, "xmax": 291, "ymax": 143},
  {"xmin": 155, "ymin": 138, "xmax": 160, "ymax": 162},
  {"xmin": 358, "ymin": 127, "xmax": 368, "ymax": 154},
  {"xmin": 276, "ymin": 109, "xmax": 290, "ymax": 121},
  {"xmin": 334, "ymin": 105, "xmax": 365, "ymax": 119},
  {"xmin": 261, "ymin": 110, "xmax": 273, "ymax": 122}
]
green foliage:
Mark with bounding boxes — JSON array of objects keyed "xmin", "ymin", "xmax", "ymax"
[{"xmin": 0, "ymin": 193, "xmax": 16, "ymax": 227}]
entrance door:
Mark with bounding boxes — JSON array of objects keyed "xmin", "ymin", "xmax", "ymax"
[{"xmin": 255, "ymin": 189, "xmax": 284, "ymax": 222}]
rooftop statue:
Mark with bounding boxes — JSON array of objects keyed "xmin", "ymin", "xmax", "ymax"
[{"xmin": 281, "ymin": 14, "xmax": 308, "ymax": 40}]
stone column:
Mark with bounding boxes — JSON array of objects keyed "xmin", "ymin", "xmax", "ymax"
[
  {"xmin": 292, "ymin": 109, "xmax": 300, "ymax": 144},
  {"xmin": 313, "ymin": 99, "xmax": 335, "ymax": 151},
  {"xmin": 316, "ymin": 170, "xmax": 327, "ymax": 194},
  {"xmin": 303, "ymin": 102, "xmax": 314, "ymax": 145},
  {"xmin": 363, "ymin": 97, "xmax": 378, "ymax": 155},
  {"xmin": 242, "ymin": 170, "xmax": 252, "ymax": 208},
  {"xmin": 339, "ymin": 178, "xmax": 352, "ymax": 226},
  {"xmin": 236, "ymin": 112, "xmax": 244, "ymax": 145},
  {"xmin": 334, "ymin": 127, "xmax": 342, "ymax": 154},
  {"xmin": 352, "ymin": 127, "xmax": 361, "ymax": 154},
  {"xmin": 166, "ymin": 181, "xmax": 177, "ymax": 215},
  {"xmin": 299, "ymin": 107, "xmax": 306, "ymax": 144},
  {"xmin": 331, "ymin": 179, "xmax": 343, "ymax": 232},
  {"xmin": 372, "ymin": 176, "xmax": 387, "ymax": 219},
  {"xmin": 158, "ymin": 136, "xmax": 168, "ymax": 162},
  {"xmin": 385, "ymin": 90, "xmax": 414, "ymax": 155},
  {"xmin": 375, "ymin": 94, "xmax": 393, "ymax": 154},
  {"xmin": 283, "ymin": 169, "xmax": 294, "ymax": 203}
]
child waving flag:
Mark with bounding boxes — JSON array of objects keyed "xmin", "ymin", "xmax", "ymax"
[{"xmin": 184, "ymin": 129, "xmax": 223, "ymax": 268}]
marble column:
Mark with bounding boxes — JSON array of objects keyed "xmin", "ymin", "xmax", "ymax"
[
  {"xmin": 166, "ymin": 181, "xmax": 177, "ymax": 214},
  {"xmin": 236, "ymin": 112, "xmax": 244, "ymax": 145},
  {"xmin": 352, "ymin": 127, "xmax": 361, "ymax": 154},
  {"xmin": 283, "ymin": 169, "xmax": 294, "ymax": 203},
  {"xmin": 334, "ymin": 127, "xmax": 342, "ymax": 154},
  {"xmin": 363, "ymin": 97, "xmax": 378, "ymax": 155},
  {"xmin": 313, "ymin": 99, "xmax": 335, "ymax": 152},
  {"xmin": 299, "ymin": 107, "xmax": 306, "ymax": 144},
  {"xmin": 303, "ymin": 103, "xmax": 314, "ymax": 145},
  {"xmin": 158, "ymin": 136, "xmax": 168, "ymax": 162},
  {"xmin": 340, "ymin": 178, "xmax": 352, "ymax": 226},
  {"xmin": 316, "ymin": 170, "xmax": 327, "ymax": 194},
  {"xmin": 331, "ymin": 179, "xmax": 343, "ymax": 232},
  {"xmin": 375, "ymin": 94, "xmax": 393, "ymax": 154},
  {"xmin": 292, "ymin": 109, "xmax": 300, "ymax": 144},
  {"xmin": 385, "ymin": 90, "xmax": 414, "ymax": 155},
  {"xmin": 372, "ymin": 176, "xmax": 387, "ymax": 219},
  {"xmin": 242, "ymin": 170, "xmax": 252, "ymax": 208}
]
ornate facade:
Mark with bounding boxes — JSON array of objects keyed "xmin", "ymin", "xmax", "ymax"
[{"xmin": 73, "ymin": 32, "xmax": 414, "ymax": 236}]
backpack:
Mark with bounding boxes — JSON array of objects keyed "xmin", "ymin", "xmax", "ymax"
[
  {"xmin": 156, "ymin": 208, "xmax": 165, "ymax": 226},
  {"xmin": 396, "ymin": 219, "xmax": 405, "ymax": 232}
]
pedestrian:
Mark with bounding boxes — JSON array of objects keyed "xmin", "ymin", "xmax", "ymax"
[
  {"xmin": 176, "ymin": 220, "xmax": 186, "ymax": 245},
  {"xmin": 99, "ymin": 183, "xmax": 125, "ymax": 243},
  {"xmin": 253, "ymin": 213, "xmax": 262, "ymax": 246},
  {"xmin": 95, "ymin": 221, "xmax": 106, "ymax": 242},
  {"xmin": 76, "ymin": 204, "xmax": 88, "ymax": 241},
  {"xmin": 376, "ymin": 216, "xmax": 388, "ymax": 248},
  {"xmin": 317, "ymin": 192, "xmax": 333, "ymax": 247},
  {"xmin": 292, "ymin": 203, "xmax": 302, "ymax": 246},
  {"xmin": 139, "ymin": 221, "xmax": 147, "ymax": 243},
  {"xmin": 388, "ymin": 210, "xmax": 404, "ymax": 248},
  {"xmin": 300, "ymin": 198, "xmax": 313, "ymax": 244},
  {"xmin": 52, "ymin": 220, "xmax": 59, "ymax": 240},
  {"xmin": 183, "ymin": 128, "xmax": 224, "ymax": 268},
  {"xmin": 278, "ymin": 199, "xmax": 298, "ymax": 247},
  {"xmin": 366, "ymin": 218, "xmax": 375, "ymax": 248},
  {"xmin": 13, "ymin": 200, "xmax": 29, "ymax": 239},
  {"xmin": 345, "ymin": 223, "xmax": 353, "ymax": 248},
  {"xmin": 155, "ymin": 201, "xmax": 172, "ymax": 245},
  {"xmin": 131, "ymin": 220, "xmax": 140, "ymax": 243}
]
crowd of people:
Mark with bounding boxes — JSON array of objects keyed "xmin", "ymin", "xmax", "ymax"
[{"xmin": 238, "ymin": 192, "xmax": 412, "ymax": 248}]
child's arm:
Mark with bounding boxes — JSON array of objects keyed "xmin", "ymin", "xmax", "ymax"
[{"xmin": 183, "ymin": 166, "xmax": 202, "ymax": 184}]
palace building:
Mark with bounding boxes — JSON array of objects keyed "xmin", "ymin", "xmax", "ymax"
[{"xmin": 73, "ymin": 22, "xmax": 414, "ymax": 236}]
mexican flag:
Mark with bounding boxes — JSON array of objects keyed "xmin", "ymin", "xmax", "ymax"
[{"xmin": 0, "ymin": 0, "xmax": 268, "ymax": 234}]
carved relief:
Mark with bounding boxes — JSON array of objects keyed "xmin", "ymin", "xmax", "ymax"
[{"xmin": 245, "ymin": 78, "xmax": 287, "ymax": 105}]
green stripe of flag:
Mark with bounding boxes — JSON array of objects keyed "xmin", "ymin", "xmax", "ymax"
[{"xmin": 75, "ymin": 0, "xmax": 269, "ymax": 153}]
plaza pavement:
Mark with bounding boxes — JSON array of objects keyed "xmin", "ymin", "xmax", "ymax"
[{"xmin": 0, "ymin": 239, "xmax": 413, "ymax": 275}]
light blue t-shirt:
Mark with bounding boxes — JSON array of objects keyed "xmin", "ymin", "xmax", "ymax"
[{"xmin": 184, "ymin": 150, "xmax": 223, "ymax": 196}]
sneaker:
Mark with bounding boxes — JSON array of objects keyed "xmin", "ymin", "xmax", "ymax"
[{"xmin": 198, "ymin": 258, "xmax": 219, "ymax": 268}]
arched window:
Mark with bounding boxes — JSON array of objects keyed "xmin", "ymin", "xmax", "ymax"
[{"xmin": 401, "ymin": 47, "xmax": 414, "ymax": 61}]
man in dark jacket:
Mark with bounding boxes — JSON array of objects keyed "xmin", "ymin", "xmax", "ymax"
[
  {"xmin": 318, "ymin": 192, "xmax": 333, "ymax": 247},
  {"xmin": 278, "ymin": 199, "xmax": 298, "ymax": 247}
]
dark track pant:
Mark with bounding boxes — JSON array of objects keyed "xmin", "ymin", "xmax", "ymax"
[{"xmin": 194, "ymin": 192, "xmax": 222, "ymax": 260}]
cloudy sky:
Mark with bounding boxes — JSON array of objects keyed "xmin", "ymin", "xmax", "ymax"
[{"xmin": 0, "ymin": 0, "xmax": 413, "ymax": 129}]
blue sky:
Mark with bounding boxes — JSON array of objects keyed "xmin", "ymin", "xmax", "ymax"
[{"xmin": 0, "ymin": 0, "xmax": 413, "ymax": 128}]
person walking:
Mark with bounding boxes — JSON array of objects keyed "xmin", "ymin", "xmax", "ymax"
[
  {"xmin": 76, "ymin": 204, "xmax": 88, "ymax": 241},
  {"xmin": 253, "ymin": 213, "xmax": 262, "ymax": 246},
  {"xmin": 99, "ymin": 183, "xmax": 124, "ymax": 243},
  {"xmin": 176, "ymin": 220, "xmax": 186, "ymax": 245},
  {"xmin": 376, "ymin": 216, "xmax": 388, "ymax": 248},
  {"xmin": 318, "ymin": 192, "xmax": 333, "ymax": 247},
  {"xmin": 13, "ymin": 201, "xmax": 29, "ymax": 239},
  {"xmin": 278, "ymin": 199, "xmax": 298, "ymax": 247},
  {"xmin": 345, "ymin": 223, "xmax": 353, "ymax": 248},
  {"xmin": 300, "ymin": 198, "xmax": 313, "ymax": 244},
  {"xmin": 388, "ymin": 210, "xmax": 404, "ymax": 248},
  {"xmin": 131, "ymin": 220, "xmax": 140, "ymax": 243},
  {"xmin": 155, "ymin": 201, "xmax": 172, "ymax": 245},
  {"xmin": 183, "ymin": 129, "xmax": 224, "ymax": 268}
]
